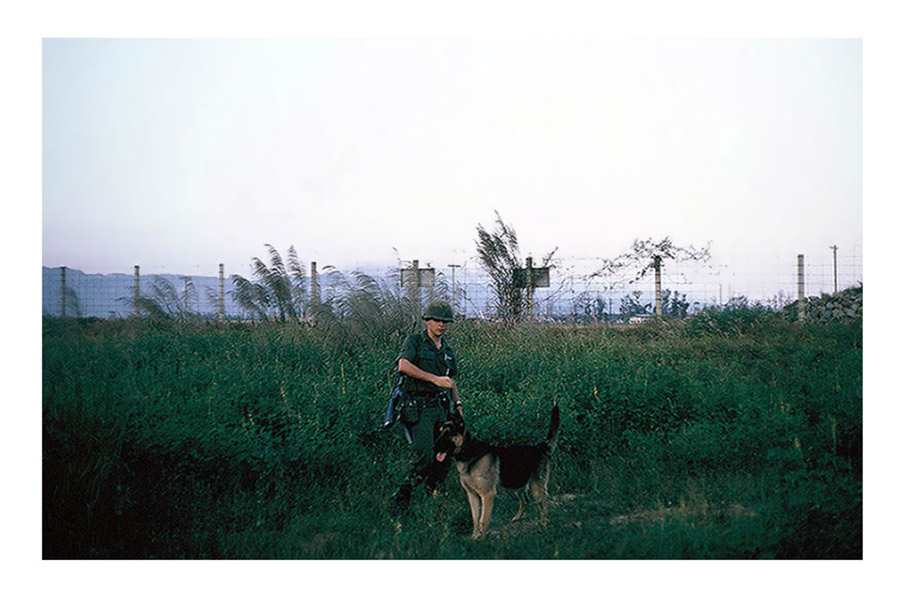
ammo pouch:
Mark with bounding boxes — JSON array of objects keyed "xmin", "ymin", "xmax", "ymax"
[
  {"xmin": 398, "ymin": 397, "xmax": 421, "ymax": 425},
  {"xmin": 400, "ymin": 393, "xmax": 449, "ymax": 425}
]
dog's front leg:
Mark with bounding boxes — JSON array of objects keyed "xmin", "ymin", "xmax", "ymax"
[
  {"xmin": 463, "ymin": 486, "xmax": 482, "ymax": 537},
  {"xmin": 476, "ymin": 490, "xmax": 497, "ymax": 538}
]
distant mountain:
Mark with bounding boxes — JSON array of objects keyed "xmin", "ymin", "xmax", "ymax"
[
  {"xmin": 43, "ymin": 265, "xmax": 657, "ymax": 321},
  {"xmin": 42, "ymin": 267, "xmax": 240, "ymax": 318}
]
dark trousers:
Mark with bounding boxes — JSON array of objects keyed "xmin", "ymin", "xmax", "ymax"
[{"xmin": 397, "ymin": 403, "xmax": 450, "ymax": 498}]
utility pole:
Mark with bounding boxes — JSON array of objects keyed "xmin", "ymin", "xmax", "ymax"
[{"xmin": 830, "ymin": 245, "xmax": 838, "ymax": 294}]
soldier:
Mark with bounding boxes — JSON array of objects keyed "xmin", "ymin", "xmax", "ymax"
[{"xmin": 393, "ymin": 300, "xmax": 462, "ymax": 511}]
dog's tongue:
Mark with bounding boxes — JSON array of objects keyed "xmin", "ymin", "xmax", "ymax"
[{"xmin": 435, "ymin": 452, "xmax": 447, "ymax": 463}]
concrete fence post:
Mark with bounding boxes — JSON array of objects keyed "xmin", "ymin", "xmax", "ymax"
[
  {"xmin": 218, "ymin": 264, "xmax": 225, "ymax": 323},
  {"xmin": 526, "ymin": 256, "xmax": 534, "ymax": 321},
  {"xmin": 60, "ymin": 266, "xmax": 67, "ymax": 318},
  {"xmin": 184, "ymin": 277, "xmax": 190, "ymax": 317},
  {"xmin": 448, "ymin": 263, "xmax": 461, "ymax": 318},
  {"xmin": 797, "ymin": 254, "xmax": 806, "ymax": 322},
  {"xmin": 310, "ymin": 261, "xmax": 319, "ymax": 305},
  {"xmin": 411, "ymin": 259, "xmax": 420, "ymax": 318},
  {"xmin": 653, "ymin": 255, "xmax": 663, "ymax": 317},
  {"xmin": 134, "ymin": 265, "xmax": 140, "ymax": 317},
  {"xmin": 309, "ymin": 261, "xmax": 319, "ymax": 325}
]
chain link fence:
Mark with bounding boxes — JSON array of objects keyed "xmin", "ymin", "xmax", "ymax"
[{"xmin": 42, "ymin": 249, "xmax": 863, "ymax": 322}]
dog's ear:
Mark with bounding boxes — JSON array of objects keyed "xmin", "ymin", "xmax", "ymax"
[{"xmin": 451, "ymin": 412, "xmax": 465, "ymax": 428}]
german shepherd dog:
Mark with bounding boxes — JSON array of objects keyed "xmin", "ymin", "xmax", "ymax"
[{"xmin": 433, "ymin": 404, "xmax": 560, "ymax": 539}]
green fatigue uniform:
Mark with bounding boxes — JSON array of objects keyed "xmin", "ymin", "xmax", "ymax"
[{"xmin": 394, "ymin": 329, "xmax": 458, "ymax": 505}]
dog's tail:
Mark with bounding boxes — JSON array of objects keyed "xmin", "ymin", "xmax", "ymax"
[{"xmin": 546, "ymin": 403, "xmax": 561, "ymax": 454}]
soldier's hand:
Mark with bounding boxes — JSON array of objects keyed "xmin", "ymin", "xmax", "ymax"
[{"xmin": 433, "ymin": 376, "xmax": 455, "ymax": 389}]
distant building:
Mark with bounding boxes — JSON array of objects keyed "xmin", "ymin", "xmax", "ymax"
[{"xmin": 627, "ymin": 314, "xmax": 655, "ymax": 325}]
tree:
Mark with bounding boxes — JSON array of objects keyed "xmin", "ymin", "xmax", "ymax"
[
  {"xmin": 475, "ymin": 212, "xmax": 556, "ymax": 323},
  {"xmin": 660, "ymin": 289, "xmax": 690, "ymax": 318},
  {"xmin": 573, "ymin": 292, "xmax": 608, "ymax": 323},
  {"xmin": 594, "ymin": 237, "xmax": 710, "ymax": 317},
  {"xmin": 619, "ymin": 291, "xmax": 652, "ymax": 320}
]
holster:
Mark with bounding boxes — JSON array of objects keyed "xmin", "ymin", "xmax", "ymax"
[{"xmin": 383, "ymin": 373, "xmax": 406, "ymax": 429}]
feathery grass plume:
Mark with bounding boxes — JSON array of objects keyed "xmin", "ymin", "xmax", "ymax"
[
  {"xmin": 286, "ymin": 246, "xmax": 308, "ymax": 316},
  {"xmin": 230, "ymin": 275, "xmax": 271, "ymax": 321},
  {"xmin": 62, "ymin": 286, "xmax": 82, "ymax": 317},
  {"xmin": 231, "ymin": 245, "xmax": 307, "ymax": 322},
  {"xmin": 476, "ymin": 212, "xmax": 557, "ymax": 323},
  {"xmin": 312, "ymin": 266, "xmax": 424, "ymax": 352},
  {"xmin": 121, "ymin": 275, "xmax": 200, "ymax": 321},
  {"xmin": 475, "ymin": 212, "xmax": 524, "ymax": 323},
  {"xmin": 228, "ymin": 245, "xmax": 437, "ymax": 346}
]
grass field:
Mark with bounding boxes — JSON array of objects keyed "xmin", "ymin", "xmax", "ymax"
[{"xmin": 42, "ymin": 311, "xmax": 862, "ymax": 559}]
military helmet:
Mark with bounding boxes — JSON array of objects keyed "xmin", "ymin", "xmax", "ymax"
[{"xmin": 423, "ymin": 300, "xmax": 454, "ymax": 322}]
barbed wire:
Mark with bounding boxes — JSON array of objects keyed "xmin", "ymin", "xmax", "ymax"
[{"xmin": 42, "ymin": 252, "xmax": 863, "ymax": 320}]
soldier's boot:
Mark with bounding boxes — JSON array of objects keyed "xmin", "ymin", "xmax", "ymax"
[
  {"xmin": 393, "ymin": 483, "xmax": 412, "ymax": 513},
  {"xmin": 424, "ymin": 457, "xmax": 451, "ymax": 495}
]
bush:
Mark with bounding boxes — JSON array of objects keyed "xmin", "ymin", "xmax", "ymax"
[{"xmin": 686, "ymin": 300, "xmax": 781, "ymax": 337}]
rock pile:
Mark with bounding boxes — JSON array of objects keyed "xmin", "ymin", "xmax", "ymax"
[{"xmin": 799, "ymin": 287, "xmax": 862, "ymax": 323}]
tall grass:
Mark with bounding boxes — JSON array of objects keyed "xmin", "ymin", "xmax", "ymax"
[{"xmin": 42, "ymin": 314, "xmax": 862, "ymax": 559}]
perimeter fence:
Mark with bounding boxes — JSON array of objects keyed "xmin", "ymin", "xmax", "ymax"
[{"xmin": 42, "ymin": 248, "xmax": 863, "ymax": 323}]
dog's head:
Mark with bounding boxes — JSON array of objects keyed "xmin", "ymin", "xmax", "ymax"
[{"xmin": 433, "ymin": 412, "xmax": 466, "ymax": 463}]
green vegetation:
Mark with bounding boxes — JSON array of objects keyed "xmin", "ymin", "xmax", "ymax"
[{"xmin": 43, "ymin": 313, "xmax": 862, "ymax": 559}]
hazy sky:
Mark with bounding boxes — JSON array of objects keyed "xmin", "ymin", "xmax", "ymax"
[{"xmin": 42, "ymin": 38, "xmax": 861, "ymax": 281}]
